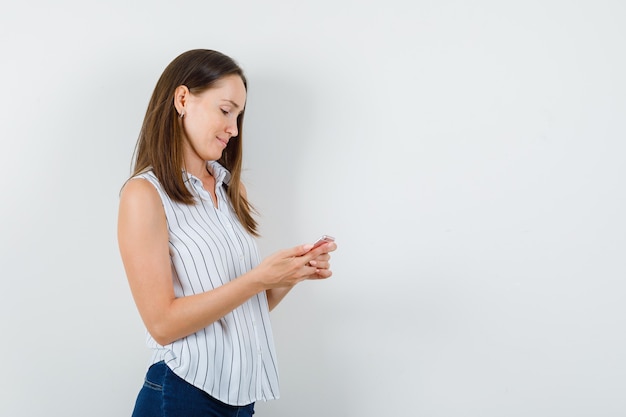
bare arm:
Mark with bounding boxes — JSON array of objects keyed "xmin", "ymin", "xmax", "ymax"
[
  {"xmin": 239, "ymin": 183, "xmax": 337, "ymax": 311},
  {"xmin": 266, "ymin": 286, "xmax": 295, "ymax": 311},
  {"xmin": 117, "ymin": 179, "xmax": 328, "ymax": 345},
  {"xmin": 265, "ymin": 246, "xmax": 335, "ymax": 311}
]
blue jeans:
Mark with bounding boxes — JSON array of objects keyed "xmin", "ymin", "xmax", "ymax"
[{"xmin": 131, "ymin": 361, "xmax": 255, "ymax": 417}]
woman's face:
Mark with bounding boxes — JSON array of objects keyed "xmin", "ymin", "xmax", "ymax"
[{"xmin": 181, "ymin": 74, "xmax": 247, "ymax": 164}]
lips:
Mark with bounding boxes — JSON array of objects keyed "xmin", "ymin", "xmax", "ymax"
[{"xmin": 217, "ymin": 137, "xmax": 229, "ymax": 147}]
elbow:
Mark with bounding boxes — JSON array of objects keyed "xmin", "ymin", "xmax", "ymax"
[
  {"xmin": 151, "ymin": 333, "xmax": 174, "ymax": 347},
  {"xmin": 140, "ymin": 301, "xmax": 181, "ymax": 346},
  {"xmin": 146, "ymin": 321, "xmax": 177, "ymax": 346}
]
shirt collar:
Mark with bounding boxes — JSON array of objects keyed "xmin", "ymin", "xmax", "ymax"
[
  {"xmin": 207, "ymin": 160, "xmax": 231, "ymax": 187},
  {"xmin": 183, "ymin": 161, "xmax": 231, "ymax": 189}
]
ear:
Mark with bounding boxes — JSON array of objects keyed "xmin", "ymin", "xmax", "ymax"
[{"xmin": 173, "ymin": 85, "xmax": 190, "ymax": 116}]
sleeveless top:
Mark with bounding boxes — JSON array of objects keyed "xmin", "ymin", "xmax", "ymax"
[{"xmin": 136, "ymin": 161, "xmax": 280, "ymax": 405}]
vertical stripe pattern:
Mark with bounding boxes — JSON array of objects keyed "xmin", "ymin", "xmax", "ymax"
[{"xmin": 137, "ymin": 161, "xmax": 280, "ymax": 406}]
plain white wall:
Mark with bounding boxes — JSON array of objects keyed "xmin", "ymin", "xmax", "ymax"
[{"xmin": 1, "ymin": 1, "xmax": 625, "ymax": 416}]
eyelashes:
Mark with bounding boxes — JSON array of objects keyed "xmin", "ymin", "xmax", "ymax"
[{"xmin": 221, "ymin": 108, "xmax": 243, "ymax": 118}]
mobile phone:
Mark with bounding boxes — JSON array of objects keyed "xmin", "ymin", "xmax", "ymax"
[{"xmin": 311, "ymin": 234, "xmax": 335, "ymax": 249}]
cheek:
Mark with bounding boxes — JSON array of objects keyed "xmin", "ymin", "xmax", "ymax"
[
  {"xmin": 191, "ymin": 110, "xmax": 220, "ymax": 130},
  {"xmin": 185, "ymin": 113, "xmax": 211, "ymax": 137}
]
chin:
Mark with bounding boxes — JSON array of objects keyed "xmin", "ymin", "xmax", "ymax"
[{"xmin": 204, "ymin": 151, "xmax": 224, "ymax": 162}]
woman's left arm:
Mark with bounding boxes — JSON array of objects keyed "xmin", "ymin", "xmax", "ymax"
[
  {"xmin": 266, "ymin": 244, "xmax": 336, "ymax": 311},
  {"xmin": 240, "ymin": 182, "xmax": 336, "ymax": 310}
]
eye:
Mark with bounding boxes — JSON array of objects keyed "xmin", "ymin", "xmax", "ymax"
[{"xmin": 221, "ymin": 108, "xmax": 230, "ymax": 116}]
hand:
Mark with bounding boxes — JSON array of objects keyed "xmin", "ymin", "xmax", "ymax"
[
  {"xmin": 254, "ymin": 243, "xmax": 332, "ymax": 289},
  {"xmin": 306, "ymin": 241, "xmax": 337, "ymax": 280}
]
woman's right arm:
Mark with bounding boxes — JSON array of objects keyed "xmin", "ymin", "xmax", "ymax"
[{"xmin": 117, "ymin": 179, "xmax": 325, "ymax": 346}]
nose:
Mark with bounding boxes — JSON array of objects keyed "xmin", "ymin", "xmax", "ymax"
[{"xmin": 225, "ymin": 119, "xmax": 238, "ymax": 138}]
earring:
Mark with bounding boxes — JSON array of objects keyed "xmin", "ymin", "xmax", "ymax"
[{"xmin": 178, "ymin": 111, "xmax": 185, "ymax": 118}]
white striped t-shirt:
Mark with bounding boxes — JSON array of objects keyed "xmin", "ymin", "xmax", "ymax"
[{"xmin": 136, "ymin": 161, "xmax": 280, "ymax": 405}]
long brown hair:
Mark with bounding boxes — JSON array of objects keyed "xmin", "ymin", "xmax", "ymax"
[{"xmin": 131, "ymin": 49, "xmax": 258, "ymax": 236}]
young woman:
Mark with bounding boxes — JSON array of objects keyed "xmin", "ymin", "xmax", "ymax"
[{"xmin": 117, "ymin": 49, "xmax": 336, "ymax": 417}]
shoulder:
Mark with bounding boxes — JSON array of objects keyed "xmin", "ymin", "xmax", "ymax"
[
  {"xmin": 118, "ymin": 176, "xmax": 169, "ymax": 253},
  {"xmin": 121, "ymin": 177, "xmax": 160, "ymax": 203},
  {"xmin": 119, "ymin": 177, "xmax": 165, "ymax": 222}
]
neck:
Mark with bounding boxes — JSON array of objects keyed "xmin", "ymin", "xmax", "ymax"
[{"xmin": 182, "ymin": 144, "xmax": 211, "ymax": 180}]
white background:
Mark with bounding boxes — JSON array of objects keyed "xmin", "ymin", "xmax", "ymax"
[{"xmin": 1, "ymin": 1, "xmax": 625, "ymax": 416}]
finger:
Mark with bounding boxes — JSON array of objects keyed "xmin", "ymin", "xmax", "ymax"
[
  {"xmin": 309, "ymin": 242, "xmax": 337, "ymax": 255},
  {"xmin": 312, "ymin": 253, "xmax": 330, "ymax": 262},
  {"xmin": 308, "ymin": 260, "xmax": 330, "ymax": 269},
  {"xmin": 282, "ymin": 244, "xmax": 314, "ymax": 259},
  {"xmin": 301, "ymin": 244, "xmax": 329, "ymax": 264},
  {"xmin": 302, "ymin": 264, "xmax": 319, "ymax": 277},
  {"xmin": 309, "ymin": 269, "xmax": 333, "ymax": 280},
  {"xmin": 319, "ymin": 269, "xmax": 332, "ymax": 278},
  {"xmin": 320, "ymin": 242, "xmax": 337, "ymax": 253}
]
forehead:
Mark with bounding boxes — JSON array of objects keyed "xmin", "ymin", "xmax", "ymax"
[{"xmin": 208, "ymin": 74, "xmax": 247, "ymax": 104}]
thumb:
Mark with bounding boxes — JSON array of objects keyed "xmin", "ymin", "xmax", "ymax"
[{"xmin": 284, "ymin": 244, "xmax": 313, "ymax": 258}]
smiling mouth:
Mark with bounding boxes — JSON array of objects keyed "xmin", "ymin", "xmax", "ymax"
[{"xmin": 217, "ymin": 137, "xmax": 229, "ymax": 147}]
